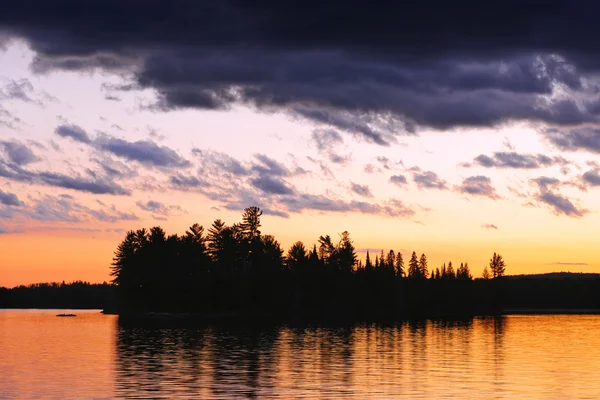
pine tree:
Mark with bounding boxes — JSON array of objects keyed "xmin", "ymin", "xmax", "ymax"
[
  {"xmin": 418, "ymin": 253, "xmax": 428, "ymax": 278},
  {"xmin": 365, "ymin": 250, "xmax": 373, "ymax": 273},
  {"xmin": 446, "ymin": 261, "xmax": 455, "ymax": 279},
  {"xmin": 489, "ymin": 252, "xmax": 506, "ymax": 278},
  {"xmin": 287, "ymin": 241, "xmax": 307, "ymax": 271},
  {"xmin": 395, "ymin": 251, "xmax": 405, "ymax": 277},
  {"xmin": 482, "ymin": 266, "xmax": 491, "ymax": 279},
  {"xmin": 386, "ymin": 250, "xmax": 395, "ymax": 272},
  {"xmin": 337, "ymin": 231, "xmax": 357, "ymax": 273},
  {"xmin": 408, "ymin": 251, "xmax": 420, "ymax": 278}
]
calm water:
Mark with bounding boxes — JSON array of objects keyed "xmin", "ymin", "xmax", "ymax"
[{"xmin": 2, "ymin": 310, "xmax": 600, "ymax": 398}]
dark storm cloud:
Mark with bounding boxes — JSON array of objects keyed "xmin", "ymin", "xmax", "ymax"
[
  {"xmin": 4, "ymin": 1, "xmax": 600, "ymax": 137},
  {"xmin": 0, "ymin": 189, "xmax": 22, "ymax": 206},
  {"xmin": 55, "ymin": 124, "xmax": 92, "ymax": 144},
  {"xmin": 412, "ymin": 169, "xmax": 447, "ymax": 190},
  {"xmin": 456, "ymin": 176, "xmax": 500, "ymax": 199},
  {"xmin": 469, "ymin": 152, "xmax": 568, "ymax": 169},
  {"xmin": 0, "ymin": 140, "xmax": 40, "ymax": 165}
]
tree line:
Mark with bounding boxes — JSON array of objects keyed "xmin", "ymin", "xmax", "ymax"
[{"xmin": 110, "ymin": 206, "xmax": 509, "ymax": 318}]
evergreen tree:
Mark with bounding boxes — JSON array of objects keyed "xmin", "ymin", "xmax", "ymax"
[
  {"xmin": 318, "ymin": 235, "xmax": 335, "ymax": 265},
  {"xmin": 365, "ymin": 250, "xmax": 373, "ymax": 273},
  {"xmin": 240, "ymin": 206, "xmax": 262, "ymax": 240},
  {"xmin": 408, "ymin": 251, "xmax": 420, "ymax": 278},
  {"xmin": 446, "ymin": 261, "xmax": 455, "ymax": 279},
  {"xmin": 386, "ymin": 250, "xmax": 395, "ymax": 272},
  {"xmin": 418, "ymin": 253, "xmax": 428, "ymax": 278},
  {"xmin": 207, "ymin": 219, "xmax": 226, "ymax": 262},
  {"xmin": 286, "ymin": 241, "xmax": 307, "ymax": 271},
  {"xmin": 489, "ymin": 252, "xmax": 506, "ymax": 278},
  {"xmin": 482, "ymin": 266, "xmax": 491, "ymax": 279},
  {"xmin": 337, "ymin": 231, "xmax": 358, "ymax": 273},
  {"xmin": 395, "ymin": 251, "xmax": 404, "ymax": 277}
]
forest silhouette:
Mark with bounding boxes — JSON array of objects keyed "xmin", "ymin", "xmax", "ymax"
[
  {"xmin": 108, "ymin": 206, "xmax": 512, "ymax": 319},
  {"xmin": 2, "ymin": 206, "xmax": 600, "ymax": 316}
]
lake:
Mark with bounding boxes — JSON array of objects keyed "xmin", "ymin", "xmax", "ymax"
[{"xmin": 2, "ymin": 310, "xmax": 600, "ymax": 398}]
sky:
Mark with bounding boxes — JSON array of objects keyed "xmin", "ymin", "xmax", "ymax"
[{"xmin": 1, "ymin": 1, "xmax": 600, "ymax": 286}]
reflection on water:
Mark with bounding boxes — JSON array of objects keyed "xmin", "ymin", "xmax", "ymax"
[{"xmin": 3, "ymin": 311, "xmax": 600, "ymax": 399}]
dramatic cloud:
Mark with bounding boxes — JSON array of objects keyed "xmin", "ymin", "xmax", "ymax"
[
  {"xmin": 0, "ymin": 140, "xmax": 40, "ymax": 166},
  {"xmin": 0, "ymin": 189, "xmax": 22, "ymax": 206},
  {"xmin": 389, "ymin": 174, "xmax": 408, "ymax": 187},
  {"xmin": 412, "ymin": 169, "xmax": 447, "ymax": 190},
  {"xmin": 3, "ymin": 2, "xmax": 600, "ymax": 139},
  {"xmin": 55, "ymin": 124, "xmax": 92, "ymax": 144},
  {"xmin": 350, "ymin": 182, "xmax": 373, "ymax": 198},
  {"xmin": 469, "ymin": 152, "xmax": 568, "ymax": 169},
  {"xmin": 481, "ymin": 224, "xmax": 498, "ymax": 230},
  {"xmin": 456, "ymin": 176, "xmax": 500, "ymax": 199}
]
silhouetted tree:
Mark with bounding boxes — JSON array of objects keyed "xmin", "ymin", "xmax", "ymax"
[
  {"xmin": 318, "ymin": 235, "xmax": 335, "ymax": 266},
  {"xmin": 365, "ymin": 250, "xmax": 373, "ymax": 273},
  {"xmin": 287, "ymin": 241, "xmax": 307, "ymax": 271},
  {"xmin": 482, "ymin": 266, "xmax": 491, "ymax": 279},
  {"xmin": 408, "ymin": 251, "xmax": 420, "ymax": 278},
  {"xmin": 386, "ymin": 250, "xmax": 395, "ymax": 273},
  {"xmin": 418, "ymin": 253, "xmax": 428, "ymax": 278},
  {"xmin": 336, "ymin": 231, "xmax": 357, "ymax": 273},
  {"xmin": 489, "ymin": 253, "xmax": 506, "ymax": 278},
  {"xmin": 446, "ymin": 261, "xmax": 455, "ymax": 279},
  {"xmin": 395, "ymin": 251, "xmax": 404, "ymax": 277},
  {"xmin": 457, "ymin": 262, "xmax": 472, "ymax": 280}
]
